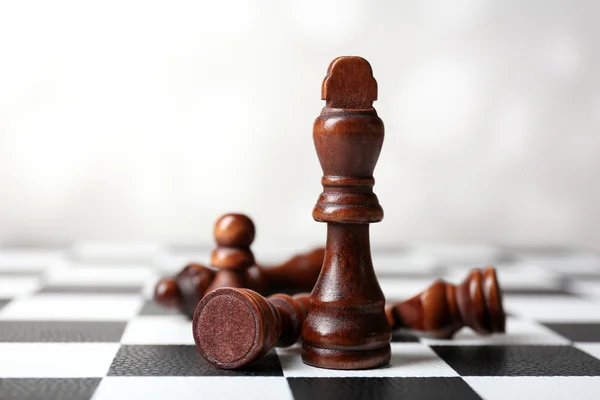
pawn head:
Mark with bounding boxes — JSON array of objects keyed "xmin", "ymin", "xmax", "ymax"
[
  {"xmin": 213, "ymin": 213, "xmax": 255, "ymax": 247},
  {"xmin": 153, "ymin": 277, "xmax": 181, "ymax": 308}
]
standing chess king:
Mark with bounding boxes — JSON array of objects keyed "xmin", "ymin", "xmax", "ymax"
[{"xmin": 301, "ymin": 56, "xmax": 392, "ymax": 369}]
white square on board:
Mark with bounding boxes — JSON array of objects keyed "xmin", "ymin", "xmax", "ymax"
[
  {"xmin": 504, "ymin": 296, "xmax": 600, "ymax": 322},
  {"xmin": 443, "ymin": 263, "xmax": 562, "ymax": 290},
  {"xmin": 0, "ymin": 294, "xmax": 143, "ymax": 321},
  {"xmin": 92, "ymin": 377, "xmax": 293, "ymax": 400},
  {"xmin": 0, "ymin": 276, "xmax": 41, "ymax": 297},
  {"xmin": 69, "ymin": 241, "xmax": 163, "ymax": 262},
  {"xmin": 410, "ymin": 243, "xmax": 503, "ymax": 265},
  {"xmin": 575, "ymin": 343, "xmax": 600, "ymax": 359},
  {"xmin": 380, "ymin": 278, "xmax": 438, "ymax": 302},
  {"xmin": 120, "ymin": 316, "xmax": 195, "ymax": 345},
  {"xmin": 44, "ymin": 265, "xmax": 154, "ymax": 286},
  {"xmin": 372, "ymin": 251, "xmax": 438, "ymax": 275},
  {"xmin": 518, "ymin": 253, "xmax": 600, "ymax": 274},
  {"xmin": 464, "ymin": 377, "xmax": 600, "ymax": 400},
  {"xmin": 0, "ymin": 249, "xmax": 65, "ymax": 272},
  {"xmin": 0, "ymin": 343, "xmax": 119, "ymax": 378}
]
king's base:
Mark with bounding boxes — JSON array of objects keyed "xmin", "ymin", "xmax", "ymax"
[{"xmin": 301, "ymin": 343, "xmax": 391, "ymax": 370}]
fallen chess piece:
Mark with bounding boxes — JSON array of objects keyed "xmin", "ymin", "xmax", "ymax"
[
  {"xmin": 192, "ymin": 267, "xmax": 506, "ymax": 369},
  {"xmin": 154, "ymin": 262, "xmax": 216, "ymax": 318},
  {"xmin": 248, "ymin": 246, "xmax": 325, "ymax": 296},
  {"xmin": 193, "ymin": 287, "xmax": 310, "ymax": 369},
  {"xmin": 385, "ymin": 266, "xmax": 506, "ymax": 339},
  {"xmin": 154, "ymin": 213, "xmax": 324, "ymax": 318}
]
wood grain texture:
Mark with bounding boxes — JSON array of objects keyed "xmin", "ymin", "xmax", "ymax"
[
  {"xmin": 154, "ymin": 263, "xmax": 215, "ymax": 318},
  {"xmin": 205, "ymin": 213, "xmax": 255, "ymax": 293},
  {"xmin": 192, "ymin": 287, "xmax": 310, "ymax": 369},
  {"xmin": 190, "ymin": 266, "xmax": 505, "ymax": 369},
  {"xmin": 249, "ymin": 247, "xmax": 325, "ymax": 296},
  {"xmin": 301, "ymin": 56, "xmax": 392, "ymax": 370},
  {"xmin": 386, "ymin": 267, "xmax": 506, "ymax": 339},
  {"xmin": 153, "ymin": 214, "xmax": 324, "ymax": 318}
]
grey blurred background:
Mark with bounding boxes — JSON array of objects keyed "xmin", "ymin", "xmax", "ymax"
[{"xmin": 0, "ymin": 0, "xmax": 598, "ymax": 250}]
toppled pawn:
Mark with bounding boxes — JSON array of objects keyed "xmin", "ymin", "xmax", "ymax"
[
  {"xmin": 154, "ymin": 213, "xmax": 324, "ymax": 318},
  {"xmin": 193, "ymin": 287, "xmax": 310, "ymax": 369},
  {"xmin": 385, "ymin": 267, "xmax": 506, "ymax": 339},
  {"xmin": 153, "ymin": 213, "xmax": 254, "ymax": 317},
  {"xmin": 249, "ymin": 246, "xmax": 325, "ymax": 296},
  {"xmin": 193, "ymin": 267, "xmax": 506, "ymax": 369},
  {"xmin": 153, "ymin": 244, "xmax": 324, "ymax": 318},
  {"xmin": 154, "ymin": 262, "xmax": 215, "ymax": 318}
]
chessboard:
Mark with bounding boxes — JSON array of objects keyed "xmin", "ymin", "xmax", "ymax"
[{"xmin": 1, "ymin": 242, "xmax": 600, "ymax": 400}]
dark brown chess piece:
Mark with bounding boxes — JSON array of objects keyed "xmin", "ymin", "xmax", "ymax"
[
  {"xmin": 154, "ymin": 213, "xmax": 325, "ymax": 318},
  {"xmin": 154, "ymin": 262, "xmax": 215, "ymax": 318},
  {"xmin": 154, "ymin": 213, "xmax": 254, "ymax": 318},
  {"xmin": 248, "ymin": 246, "xmax": 325, "ymax": 295},
  {"xmin": 204, "ymin": 213, "xmax": 255, "ymax": 293},
  {"xmin": 193, "ymin": 287, "xmax": 310, "ymax": 369},
  {"xmin": 386, "ymin": 267, "xmax": 506, "ymax": 339},
  {"xmin": 192, "ymin": 267, "xmax": 506, "ymax": 369},
  {"xmin": 301, "ymin": 56, "xmax": 391, "ymax": 370}
]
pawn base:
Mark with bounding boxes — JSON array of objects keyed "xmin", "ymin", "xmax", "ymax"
[{"xmin": 301, "ymin": 343, "xmax": 391, "ymax": 370}]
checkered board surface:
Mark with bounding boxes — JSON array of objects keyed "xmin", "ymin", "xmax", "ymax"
[{"xmin": 1, "ymin": 242, "xmax": 600, "ymax": 400}]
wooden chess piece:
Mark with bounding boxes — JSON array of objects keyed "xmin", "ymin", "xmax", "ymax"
[
  {"xmin": 192, "ymin": 267, "xmax": 506, "ymax": 369},
  {"xmin": 301, "ymin": 56, "xmax": 391, "ymax": 370},
  {"xmin": 192, "ymin": 287, "xmax": 310, "ymax": 369},
  {"xmin": 249, "ymin": 246, "xmax": 325, "ymax": 295},
  {"xmin": 204, "ymin": 213, "xmax": 255, "ymax": 293},
  {"xmin": 154, "ymin": 243, "xmax": 324, "ymax": 318},
  {"xmin": 386, "ymin": 267, "xmax": 506, "ymax": 339},
  {"xmin": 154, "ymin": 262, "xmax": 215, "ymax": 317},
  {"xmin": 154, "ymin": 213, "xmax": 255, "ymax": 318}
]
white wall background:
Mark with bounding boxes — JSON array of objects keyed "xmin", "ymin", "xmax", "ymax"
[{"xmin": 1, "ymin": 0, "xmax": 599, "ymax": 250}]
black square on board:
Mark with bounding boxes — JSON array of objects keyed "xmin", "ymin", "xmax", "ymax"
[
  {"xmin": 38, "ymin": 285, "xmax": 143, "ymax": 295},
  {"xmin": 432, "ymin": 345, "xmax": 600, "ymax": 376},
  {"xmin": 108, "ymin": 345, "xmax": 283, "ymax": 376},
  {"xmin": 0, "ymin": 378, "xmax": 101, "ymax": 400},
  {"xmin": 565, "ymin": 272, "xmax": 600, "ymax": 281},
  {"xmin": 544, "ymin": 323, "xmax": 600, "ymax": 342},
  {"xmin": 0, "ymin": 299, "xmax": 10, "ymax": 311},
  {"xmin": 502, "ymin": 287, "xmax": 574, "ymax": 296},
  {"xmin": 0, "ymin": 321, "xmax": 127, "ymax": 342},
  {"xmin": 0, "ymin": 270, "xmax": 42, "ymax": 277},
  {"xmin": 287, "ymin": 377, "xmax": 482, "ymax": 400},
  {"xmin": 391, "ymin": 331, "xmax": 420, "ymax": 342}
]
